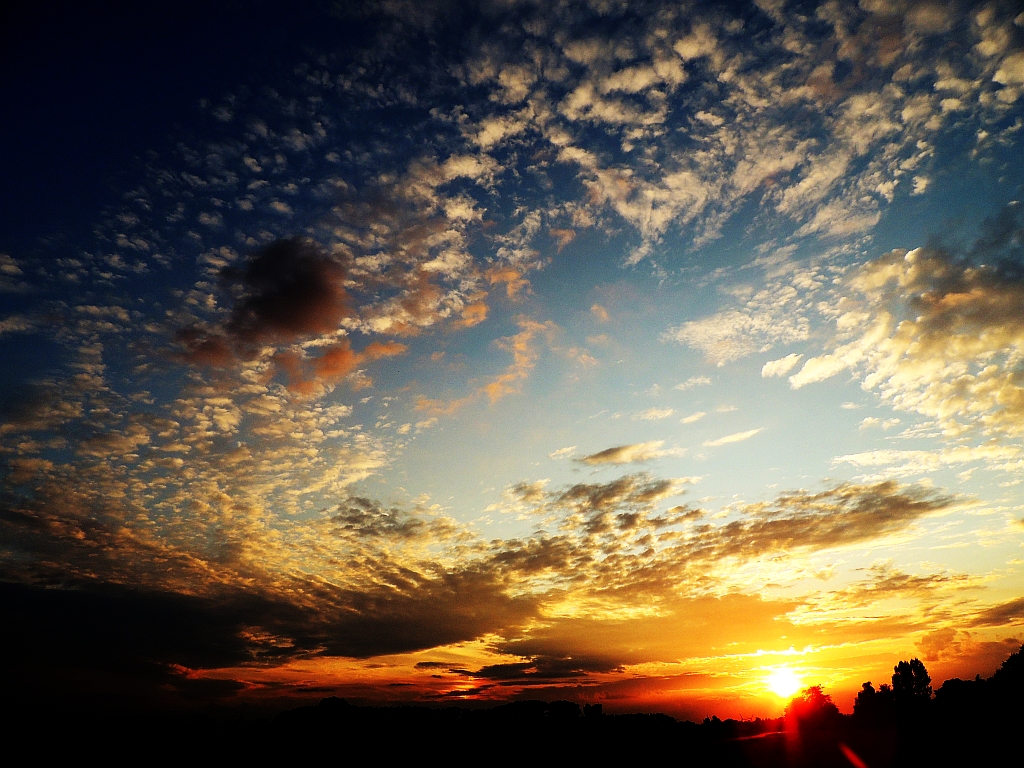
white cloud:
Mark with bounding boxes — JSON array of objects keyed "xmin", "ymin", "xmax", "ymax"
[
  {"xmin": 635, "ymin": 408, "xmax": 675, "ymax": 421},
  {"xmin": 834, "ymin": 444, "xmax": 1021, "ymax": 478},
  {"xmin": 762, "ymin": 353, "xmax": 804, "ymax": 378},
  {"xmin": 666, "ymin": 268, "xmax": 823, "ymax": 366},
  {"xmin": 675, "ymin": 375, "xmax": 712, "ymax": 390},
  {"xmin": 667, "ymin": 308, "xmax": 809, "ymax": 366},
  {"xmin": 703, "ymin": 428, "xmax": 763, "ymax": 447}
]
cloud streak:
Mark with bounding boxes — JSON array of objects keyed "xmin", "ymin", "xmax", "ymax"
[
  {"xmin": 703, "ymin": 428, "xmax": 763, "ymax": 447},
  {"xmin": 578, "ymin": 441, "xmax": 681, "ymax": 465}
]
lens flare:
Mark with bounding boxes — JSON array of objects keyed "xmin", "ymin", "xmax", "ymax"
[{"xmin": 766, "ymin": 666, "xmax": 802, "ymax": 699}]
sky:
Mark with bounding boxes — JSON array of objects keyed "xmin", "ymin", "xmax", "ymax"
[{"xmin": 2, "ymin": 0, "xmax": 1024, "ymax": 720}]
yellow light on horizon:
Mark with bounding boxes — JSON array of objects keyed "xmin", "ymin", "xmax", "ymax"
[{"xmin": 766, "ymin": 666, "xmax": 802, "ymax": 699}]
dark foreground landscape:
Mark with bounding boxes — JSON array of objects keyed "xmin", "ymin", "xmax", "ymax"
[{"xmin": 9, "ymin": 645, "xmax": 1023, "ymax": 766}]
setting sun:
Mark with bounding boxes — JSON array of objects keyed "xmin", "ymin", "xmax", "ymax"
[{"xmin": 766, "ymin": 668, "xmax": 803, "ymax": 699}]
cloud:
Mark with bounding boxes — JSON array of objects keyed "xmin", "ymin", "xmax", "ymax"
[
  {"xmin": 681, "ymin": 411, "xmax": 706, "ymax": 424},
  {"xmin": 0, "ymin": 435, "xmax": 960, "ymax": 709},
  {"xmin": 0, "ymin": 314, "xmax": 35, "ymax": 335},
  {"xmin": 807, "ymin": 562, "xmax": 975, "ymax": 614},
  {"xmin": 674, "ymin": 376, "xmax": 712, "ymax": 390},
  {"xmin": 223, "ymin": 237, "xmax": 349, "ymax": 346},
  {"xmin": 693, "ymin": 481, "xmax": 955, "ymax": 562},
  {"xmin": 634, "ymin": 408, "xmax": 675, "ymax": 421},
  {"xmin": 970, "ymin": 597, "xmax": 1024, "ymax": 627},
  {"xmin": 703, "ymin": 428, "xmax": 763, "ymax": 447},
  {"xmin": 578, "ymin": 441, "xmax": 678, "ymax": 465},
  {"xmin": 5, "ymin": 0, "xmax": 1023, "ymax": 713},
  {"xmin": 858, "ymin": 417, "xmax": 901, "ymax": 431},
  {"xmin": 485, "ymin": 266, "xmax": 530, "ymax": 301},
  {"xmin": 790, "ymin": 213, "xmax": 1024, "ymax": 440},
  {"xmin": 0, "ymin": 479, "xmax": 538, "ymax": 669},
  {"xmin": 176, "ymin": 237, "xmax": 354, "ymax": 370},
  {"xmin": 416, "ymin": 318, "xmax": 555, "ymax": 413},
  {"xmin": 0, "ymin": 254, "xmax": 29, "ymax": 293},
  {"xmin": 762, "ymin": 353, "xmax": 803, "ymax": 378},
  {"xmin": 1, "ymin": 580, "xmax": 303, "ymax": 706},
  {"xmin": 278, "ymin": 339, "xmax": 408, "ymax": 394},
  {"xmin": 666, "ymin": 308, "xmax": 807, "ymax": 366},
  {"xmin": 498, "ymin": 594, "xmax": 799, "ymax": 670},
  {"xmin": 665, "ymin": 271, "xmax": 821, "ymax": 365}
]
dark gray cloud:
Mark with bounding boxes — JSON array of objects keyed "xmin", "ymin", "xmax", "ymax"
[
  {"xmin": 970, "ymin": 596, "xmax": 1024, "ymax": 628},
  {"xmin": 692, "ymin": 481, "xmax": 954, "ymax": 560},
  {"xmin": 331, "ymin": 496, "xmax": 444, "ymax": 540},
  {"xmin": 177, "ymin": 237, "xmax": 350, "ymax": 365},
  {"xmin": 470, "ymin": 655, "xmax": 621, "ymax": 682},
  {"xmin": 223, "ymin": 237, "xmax": 349, "ymax": 345},
  {"xmin": 315, "ymin": 567, "xmax": 539, "ymax": 658}
]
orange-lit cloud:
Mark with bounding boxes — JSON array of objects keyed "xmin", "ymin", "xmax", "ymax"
[
  {"xmin": 416, "ymin": 318, "xmax": 555, "ymax": 413},
  {"xmin": 275, "ymin": 339, "xmax": 408, "ymax": 393},
  {"xmin": 486, "ymin": 265, "xmax": 530, "ymax": 300}
]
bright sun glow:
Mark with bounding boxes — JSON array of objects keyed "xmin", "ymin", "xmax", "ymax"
[{"xmin": 766, "ymin": 667, "xmax": 803, "ymax": 699}]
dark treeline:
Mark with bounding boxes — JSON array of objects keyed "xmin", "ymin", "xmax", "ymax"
[{"xmin": 12, "ymin": 644, "xmax": 1023, "ymax": 765}]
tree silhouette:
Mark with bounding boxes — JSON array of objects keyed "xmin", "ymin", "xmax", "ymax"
[
  {"xmin": 853, "ymin": 681, "xmax": 875, "ymax": 713},
  {"xmin": 889, "ymin": 657, "xmax": 932, "ymax": 724},
  {"xmin": 891, "ymin": 658, "xmax": 931, "ymax": 704},
  {"xmin": 785, "ymin": 685, "xmax": 840, "ymax": 727},
  {"xmin": 853, "ymin": 681, "xmax": 894, "ymax": 726},
  {"xmin": 991, "ymin": 643, "xmax": 1024, "ymax": 690}
]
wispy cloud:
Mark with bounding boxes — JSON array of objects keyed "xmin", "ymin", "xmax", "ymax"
[
  {"xmin": 416, "ymin": 318, "xmax": 555, "ymax": 414},
  {"xmin": 634, "ymin": 407, "xmax": 675, "ymax": 421},
  {"xmin": 703, "ymin": 428, "xmax": 763, "ymax": 447},
  {"xmin": 674, "ymin": 376, "xmax": 711, "ymax": 390},
  {"xmin": 578, "ymin": 441, "xmax": 681, "ymax": 465}
]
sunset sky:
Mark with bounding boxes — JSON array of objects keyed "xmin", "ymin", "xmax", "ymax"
[{"xmin": 2, "ymin": 0, "xmax": 1024, "ymax": 720}]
